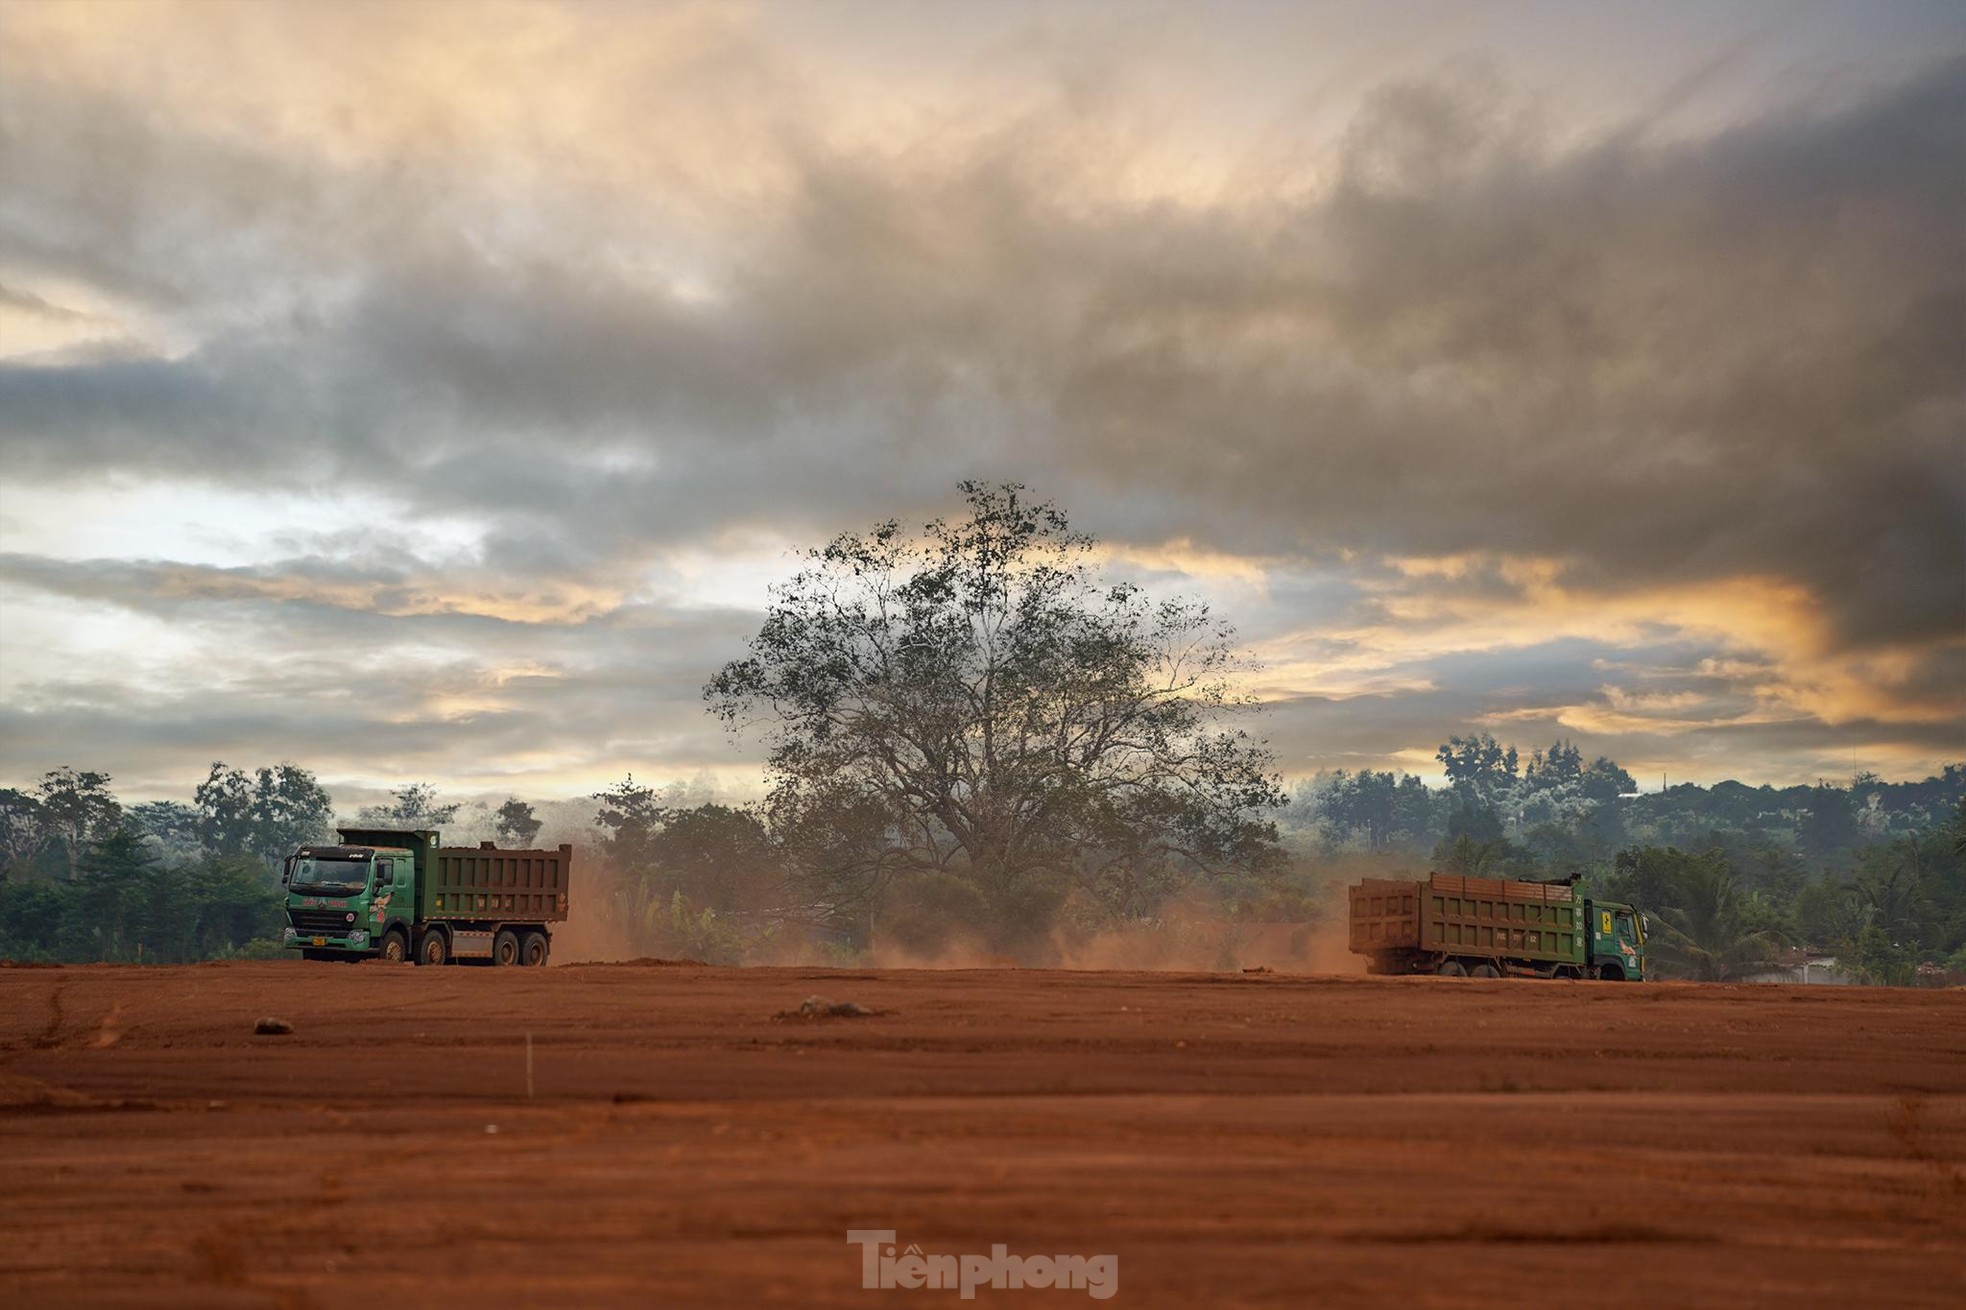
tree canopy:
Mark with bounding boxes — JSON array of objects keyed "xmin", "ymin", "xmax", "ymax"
[
  {"xmin": 194, "ymin": 762, "xmax": 334, "ymax": 868},
  {"xmin": 706, "ymin": 482, "xmax": 1284, "ymax": 947},
  {"xmin": 494, "ymin": 797, "xmax": 544, "ymax": 847}
]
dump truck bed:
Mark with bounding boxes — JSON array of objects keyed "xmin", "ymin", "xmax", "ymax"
[
  {"xmin": 1350, "ymin": 873, "xmax": 1583, "ymax": 965},
  {"xmin": 421, "ymin": 843, "xmax": 573, "ymax": 923}
]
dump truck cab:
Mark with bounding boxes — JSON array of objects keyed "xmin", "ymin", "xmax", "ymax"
[
  {"xmin": 1584, "ymin": 898, "xmax": 1647, "ymax": 980},
  {"xmin": 283, "ymin": 837, "xmax": 423, "ymax": 962}
]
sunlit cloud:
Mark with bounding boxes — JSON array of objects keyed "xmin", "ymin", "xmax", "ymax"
[{"xmin": 0, "ymin": 0, "xmax": 1959, "ymax": 801}]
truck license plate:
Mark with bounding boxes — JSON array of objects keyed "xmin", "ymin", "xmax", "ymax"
[{"xmin": 311, "ymin": 937, "xmax": 325, "ymax": 946}]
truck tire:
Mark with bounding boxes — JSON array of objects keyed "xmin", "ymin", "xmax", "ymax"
[
  {"xmin": 1597, "ymin": 962, "xmax": 1627, "ymax": 981},
  {"xmin": 519, "ymin": 931, "xmax": 549, "ymax": 967},
  {"xmin": 417, "ymin": 929, "xmax": 449, "ymax": 967},
  {"xmin": 378, "ymin": 930, "xmax": 408, "ymax": 964},
  {"xmin": 492, "ymin": 930, "xmax": 520, "ymax": 967},
  {"xmin": 1436, "ymin": 960, "xmax": 1467, "ymax": 977},
  {"xmin": 1471, "ymin": 963, "xmax": 1502, "ymax": 978}
]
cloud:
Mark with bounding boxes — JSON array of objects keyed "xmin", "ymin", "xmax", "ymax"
[{"xmin": 0, "ymin": 3, "xmax": 1960, "ymax": 794}]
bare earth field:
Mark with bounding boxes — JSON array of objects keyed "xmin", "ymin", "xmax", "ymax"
[{"xmin": 1, "ymin": 962, "xmax": 1962, "ymax": 1309}]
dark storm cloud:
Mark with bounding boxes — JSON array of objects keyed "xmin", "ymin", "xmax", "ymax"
[
  {"xmin": 4, "ymin": 50, "xmax": 1959, "ymax": 656},
  {"xmin": 1, "ymin": 13, "xmax": 1960, "ymax": 794}
]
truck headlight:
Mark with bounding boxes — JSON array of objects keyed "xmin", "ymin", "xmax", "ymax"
[
  {"xmin": 282, "ymin": 926, "xmax": 297, "ymax": 942},
  {"xmin": 346, "ymin": 930, "xmax": 368, "ymax": 946}
]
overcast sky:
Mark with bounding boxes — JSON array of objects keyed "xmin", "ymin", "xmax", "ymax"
[{"xmin": 1, "ymin": 0, "xmax": 1961, "ymax": 808}]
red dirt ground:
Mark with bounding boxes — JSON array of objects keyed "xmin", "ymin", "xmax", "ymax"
[{"xmin": 2, "ymin": 961, "xmax": 1962, "ymax": 1308}]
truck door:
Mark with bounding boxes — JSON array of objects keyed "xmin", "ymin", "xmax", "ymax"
[
  {"xmin": 372, "ymin": 857, "xmax": 411, "ymax": 936},
  {"xmin": 1613, "ymin": 909, "xmax": 1643, "ymax": 979},
  {"xmin": 1587, "ymin": 903, "xmax": 1638, "ymax": 980}
]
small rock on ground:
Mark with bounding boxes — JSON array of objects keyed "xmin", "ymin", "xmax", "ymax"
[{"xmin": 774, "ymin": 994, "xmax": 884, "ymax": 1021}]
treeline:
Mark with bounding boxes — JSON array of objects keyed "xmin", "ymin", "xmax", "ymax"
[
  {"xmin": 1286, "ymin": 736, "xmax": 1966, "ymax": 983},
  {"xmin": 0, "ymin": 765, "xmax": 557, "ymax": 964},
  {"xmin": 0, "ymin": 764, "xmax": 336, "ymax": 963},
  {"xmin": 6, "ymin": 744, "xmax": 1963, "ymax": 982}
]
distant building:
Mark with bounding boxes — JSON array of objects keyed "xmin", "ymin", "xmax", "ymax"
[{"xmin": 1745, "ymin": 949, "xmax": 1853, "ymax": 985}]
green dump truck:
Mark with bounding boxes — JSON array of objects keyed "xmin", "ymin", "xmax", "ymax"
[
  {"xmin": 1348, "ymin": 872, "xmax": 1647, "ymax": 980},
  {"xmin": 283, "ymin": 827, "xmax": 572, "ymax": 966}
]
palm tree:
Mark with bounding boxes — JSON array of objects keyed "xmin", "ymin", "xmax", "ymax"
[{"xmin": 1650, "ymin": 854, "xmax": 1785, "ymax": 981}]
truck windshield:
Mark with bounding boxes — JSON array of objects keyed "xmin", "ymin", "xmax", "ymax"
[{"xmin": 290, "ymin": 857, "xmax": 372, "ymax": 896}]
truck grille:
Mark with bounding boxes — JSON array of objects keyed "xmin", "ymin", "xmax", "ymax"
[{"xmin": 290, "ymin": 909, "xmax": 359, "ymax": 936}]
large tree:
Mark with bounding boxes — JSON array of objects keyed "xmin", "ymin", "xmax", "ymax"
[
  {"xmin": 29, "ymin": 768, "xmax": 123, "ymax": 877},
  {"xmin": 194, "ymin": 762, "xmax": 334, "ymax": 868},
  {"xmin": 706, "ymin": 482, "xmax": 1284, "ymax": 944},
  {"xmin": 494, "ymin": 797, "xmax": 544, "ymax": 847}
]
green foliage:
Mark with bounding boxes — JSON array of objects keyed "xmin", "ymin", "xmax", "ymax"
[
  {"xmin": 592, "ymin": 774, "xmax": 666, "ymax": 871},
  {"xmin": 0, "ymin": 827, "xmax": 283, "ymax": 964},
  {"xmin": 1523, "ymin": 740, "xmax": 1635, "ymax": 801},
  {"xmin": 1843, "ymin": 925, "xmax": 1921, "ymax": 986},
  {"xmin": 130, "ymin": 800, "xmax": 202, "ymax": 858},
  {"xmin": 1801, "ymin": 784, "xmax": 1858, "ymax": 861},
  {"xmin": 1437, "ymin": 733, "xmax": 1519, "ymax": 792},
  {"xmin": 1793, "ymin": 874, "xmax": 1862, "ymax": 945},
  {"xmin": 646, "ymin": 890, "xmax": 747, "ymax": 966},
  {"xmin": 1, "ymin": 770, "xmax": 294, "ymax": 965},
  {"xmin": 195, "ymin": 761, "xmax": 335, "ymax": 868},
  {"xmin": 4, "ymin": 768, "xmax": 125, "ymax": 877},
  {"xmin": 644, "ymin": 804, "xmax": 782, "ymax": 913},
  {"xmin": 1640, "ymin": 849, "xmax": 1785, "ymax": 981},
  {"xmin": 1315, "ymin": 770, "xmax": 1435, "ymax": 851},
  {"xmin": 1285, "ymin": 750, "xmax": 1964, "ymax": 985},
  {"xmin": 6, "ymin": 740, "xmax": 1958, "ymax": 981},
  {"xmin": 0, "ymin": 787, "xmax": 43, "ymax": 865}
]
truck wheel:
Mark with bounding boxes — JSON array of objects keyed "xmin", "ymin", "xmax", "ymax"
[
  {"xmin": 1471, "ymin": 963, "xmax": 1502, "ymax": 978},
  {"xmin": 417, "ymin": 930, "xmax": 449, "ymax": 967},
  {"xmin": 519, "ymin": 932, "xmax": 549, "ymax": 967},
  {"xmin": 378, "ymin": 931, "xmax": 408, "ymax": 964},
  {"xmin": 1597, "ymin": 963, "xmax": 1626, "ymax": 981},
  {"xmin": 492, "ymin": 930, "xmax": 520, "ymax": 967},
  {"xmin": 1436, "ymin": 960, "xmax": 1466, "ymax": 977}
]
